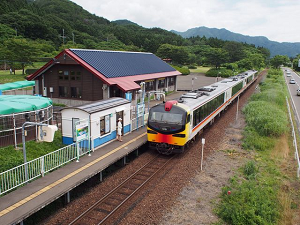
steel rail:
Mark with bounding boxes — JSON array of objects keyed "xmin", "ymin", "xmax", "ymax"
[{"xmin": 69, "ymin": 154, "xmax": 174, "ymax": 225}]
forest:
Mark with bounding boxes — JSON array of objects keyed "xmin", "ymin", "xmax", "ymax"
[{"xmin": 0, "ymin": 0, "xmax": 296, "ymax": 75}]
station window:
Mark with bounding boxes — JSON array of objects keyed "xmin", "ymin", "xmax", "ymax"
[
  {"xmin": 158, "ymin": 79, "xmax": 165, "ymax": 89},
  {"xmin": 100, "ymin": 115, "xmax": 110, "ymax": 135},
  {"xmin": 59, "ymin": 86, "xmax": 68, "ymax": 97},
  {"xmin": 70, "ymin": 71, "xmax": 76, "ymax": 80},
  {"xmin": 58, "ymin": 70, "xmax": 63, "ymax": 80},
  {"xmin": 146, "ymin": 81, "xmax": 154, "ymax": 91},
  {"xmin": 169, "ymin": 77, "xmax": 175, "ymax": 86},
  {"xmin": 64, "ymin": 71, "xmax": 69, "ymax": 80},
  {"xmin": 70, "ymin": 87, "xmax": 82, "ymax": 98},
  {"xmin": 76, "ymin": 71, "xmax": 81, "ymax": 80}
]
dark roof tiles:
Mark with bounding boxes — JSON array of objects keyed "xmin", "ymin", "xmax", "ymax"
[{"xmin": 69, "ymin": 49, "xmax": 176, "ymax": 78}]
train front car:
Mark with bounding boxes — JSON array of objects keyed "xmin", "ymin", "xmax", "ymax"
[{"xmin": 147, "ymin": 100, "xmax": 190, "ymax": 154}]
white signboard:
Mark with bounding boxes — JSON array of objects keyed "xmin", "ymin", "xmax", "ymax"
[
  {"xmin": 76, "ymin": 121, "xmax": 89, "ymax": 141},
  {"xmin": 137, "ymin": 103, "xmax": 145, "ymax": 117},
  {"xmin": 298, "ymin": 59, "xmax": 300, "ymax": 67}
]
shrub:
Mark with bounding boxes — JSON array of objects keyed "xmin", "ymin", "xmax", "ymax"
[
  {"xmin": 242, "ymin": 127, "xmax": 275, "ymax": 151},
  {"xmin": 206, "ymin": 68, "xmax": 232, "ymax": 77},
  {"xmin": 187, "ymin": 64, "xmax": 197, "ymax": 69},
  {"xmin": 171, "ymin": 65, "xmax": 190, "ymax": 75},
  {"xmin": 216, "ymin": 180, "xmax": 280, "ymax": 225},
  {"xmin": 243, "ymin": 160, "xmax": 258, "ymax": 179},
  {"xmin": 250, "ymin": 89, "xmax": 286, "ymax": 109},
  {"xmin": 243, "ymin": 101, "xmax": 288, "ymax": 137},
  {"xmin": 25, "ymin": 68, "xmax": 38, "ymax": 75}
]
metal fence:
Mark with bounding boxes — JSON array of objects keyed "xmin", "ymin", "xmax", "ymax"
[
  {"xmin": 0, "ymin": 105, "xmax": 53, "ymax": 148},
  {"xmin": 0, "ymin": 107, "xmax": 149, "ymax": 195},
  {"xmin": 0, "ymin": 138, "xmax": 90, "ymax": 195},
  {"xmin": 131, "ymin": 113, "xmax": 148, "ymax": 131},
  {"xmin": 286, "ymin": 97, "xmax": 300, "ymax": 178}
]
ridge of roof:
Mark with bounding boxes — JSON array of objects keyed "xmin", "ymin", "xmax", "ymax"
[{"xmin": 69, "ymin": 48, "xmax": 152, "ymax": 55}]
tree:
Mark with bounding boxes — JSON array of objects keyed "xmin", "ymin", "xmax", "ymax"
[
  {"xmin": 0, "ymin": 37, "xmax": 41, "ymax": 74},
  {"xmin": 204, "ymin": 48, "xmax": 229, "ymax": 69},
  {"xmin": 270, "ymin": 55, "xmax": 290, "ymax": 69},
  {"xmin": 223, "ymin": 42, "xmax": 246, "ymax": 62},
  {"xmin": 156, "ymin": 44, "xmax": 189, "ymax": 65}
]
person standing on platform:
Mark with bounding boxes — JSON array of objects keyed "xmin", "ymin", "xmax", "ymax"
[{"xmin": 117, "ymin": 118, "xmax": 123, "ymax": 142}]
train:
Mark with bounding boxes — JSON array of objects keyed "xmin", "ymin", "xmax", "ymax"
[{"xmin": 147, "ymin": 70, "xmax": 258, "ymax": 154}]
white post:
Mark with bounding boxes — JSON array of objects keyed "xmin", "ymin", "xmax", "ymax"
[
  {"xmin": 201, "ymin": 138, "xmax": 205, "ymax": 171},
  {"xmin": 41, "ymin": 157, "xmax": 45, "ymax": 177},
  {"xmin": 76, "ymin": 142, "xmax": 80, "ymax": 162}
]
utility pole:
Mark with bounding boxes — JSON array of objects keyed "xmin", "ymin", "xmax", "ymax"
[
  {"xmin": 59, "ymin": 29, "xmax": 67, "ymax": 45},
  {"xmin": 72, "ymin": 32, "xmax": 75, "ymax": 44}
]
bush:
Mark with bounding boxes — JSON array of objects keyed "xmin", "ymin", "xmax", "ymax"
[
  {"xmin": 25, "ymin": 68, "xmax": 38, "ymax": 75},
  {"xmin": 250, "ymin": 89, "xmax": 286, "ymax": 109},
  {"xmin": 216, "ymin": 180, "xmax": 280, "ymax": 224},
  {"xmin": 187, "ymin": 64, "xmax": 197, "ymax": 69},
  {"xmin": 243, "ymin": 101, "xmax": 288, "ymax": 137},
  {"xmin": 171, "ymin": 65, "xmax": 190, "ymax": 75},
  {"xmin": 242, "ymin": 127, "xmax": 275, "ymax": 151},
  {"xmin": 243, "ymin": 160, "xmax": 258, "ymax": 179},
  {"xmin": 206, "ymin": 68, "xmax": 232, "ymax": 77}
]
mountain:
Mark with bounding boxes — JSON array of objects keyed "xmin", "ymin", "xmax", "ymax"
[
  {"xmin": 172, "ymin": 26, "xmax": 300, "ymax": 57},
  {"xmin": 112, "ymin": 19, "xmax": 140, "ymax": 26}
]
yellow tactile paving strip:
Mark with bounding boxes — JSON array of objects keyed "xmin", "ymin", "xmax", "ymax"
[{"xmin": 0, "ymin": 133, "xmax": 146, "ymax": 218}]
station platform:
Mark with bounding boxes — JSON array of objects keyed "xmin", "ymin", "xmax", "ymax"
[{"xmin": 0, "ymin": 126, "xmax": 147, "ymax": 225}]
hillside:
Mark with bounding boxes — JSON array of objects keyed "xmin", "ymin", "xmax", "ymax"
[
  {"xmin": 0, "ymin": 0, "xmax": 184, "ymax": 54},
  {"xmin": 172, "ymin": 26, "xmax": 300, "ymax": 57},
  {"xmin": 0, "ymin": 0, "xmax": 275, "ymax": 72}
]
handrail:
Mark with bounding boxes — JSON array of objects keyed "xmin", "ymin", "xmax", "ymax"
[
  {"xmin": 0, "ymin": 138, "xmax": 89, "ymax": 196},
  {"xmin": 286, "ymin": 97, "xmax": 300, "ymax": 178}
]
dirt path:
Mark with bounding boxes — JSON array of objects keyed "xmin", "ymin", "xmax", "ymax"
[{"xmin": 159, "ymin": 114, "xmax": 251, "ymax": 225}]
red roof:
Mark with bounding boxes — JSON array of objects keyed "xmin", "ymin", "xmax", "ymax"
[{"xmin": 27, "ymin": 49, "xmax": 181, "ymax": 92}]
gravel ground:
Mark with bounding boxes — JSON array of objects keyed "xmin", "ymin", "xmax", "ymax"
[{"xmin": 40, "ymin": 72, "xmax": 264, "ymax": 225}]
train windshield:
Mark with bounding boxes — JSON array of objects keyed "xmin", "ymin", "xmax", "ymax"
[
  {"xmin": 150, "ymin": 112, "xmax": 183, "ymax": 124},
  {"xmin": 148, "ymin": 104, "xmax": 186, "ymax": 134}
]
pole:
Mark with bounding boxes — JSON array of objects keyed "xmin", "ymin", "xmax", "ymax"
[
  {"xmin": 236, "ymin": 96, "xmax": 239, "ymax": 121},
  {"xmin": 22, "ymin": 122, "xmax": 50, "ymax": 181},
  {"xmin": 201, "ymin": 138, "xmax": 205, "ymax": 171}
]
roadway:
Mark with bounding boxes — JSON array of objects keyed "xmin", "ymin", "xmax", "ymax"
[{"xmin": 283, "ymin": 67, "xmax": 300, "ymax": 126}]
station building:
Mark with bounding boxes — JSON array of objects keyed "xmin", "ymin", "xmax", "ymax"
[{"xmin": 27, "ymin": 49, "xmax": 181, "ymax": 106}]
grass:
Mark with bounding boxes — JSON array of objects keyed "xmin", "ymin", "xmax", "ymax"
[
  {"xmin": 0, "ymin": 70, "xmax": 26, "ymax": 83},
  {"xmin": 190, "ymin": 66, "xmax": 211, "ymax": 74},
  {"xmin": 0, "ymin": 131, "xmax": 65, "ymax": 173},
  {"xmin": 215, "ymin": 69, "xmax": 300, "ymax": 224}
]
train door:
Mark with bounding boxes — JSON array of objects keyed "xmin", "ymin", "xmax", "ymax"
[
  {"xmin": 72, "ymin": 118, "xmax": 80, "ymax": 142},
  {"xmin": 116, "ymin": 111, "xmax": 124, "ymax": 136}
]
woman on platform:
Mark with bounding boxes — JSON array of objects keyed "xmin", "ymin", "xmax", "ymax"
[{"xmin": 117, "ymin": 118, "xmax": 123, "ymax": 142}]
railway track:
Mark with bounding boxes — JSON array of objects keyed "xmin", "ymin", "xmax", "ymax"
[{"xmin": 69, "ymin": 154, "xmax": 174, "ymax": 225}]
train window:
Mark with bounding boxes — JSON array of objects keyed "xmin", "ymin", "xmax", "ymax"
[
  {"xmin": 186, "ymin": 114, "xmax": 190, "ymax": 123},
  {"xmin": 232, "ymin": 82, "xmax": 243, "ymax": 96},
  {"xmin": 193, "ymin": 93, "xmax": 225, "ymax": 128}
]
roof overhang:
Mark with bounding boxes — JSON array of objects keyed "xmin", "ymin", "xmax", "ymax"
[{"xmin": 108, "ymin": 71, "xmax": 181, "ymax": 92}]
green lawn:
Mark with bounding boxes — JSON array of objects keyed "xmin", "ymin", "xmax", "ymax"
[
  {"xmin": 190, "ymin": 66, "xmax": 211, "ymax": 74},
  {"xmin": 0, "ymin": 70, "xmax": 27, "ymax": 83},
  {"xmin": 0, "ymin": 62, "xmax": 46, "ymax": 84}
]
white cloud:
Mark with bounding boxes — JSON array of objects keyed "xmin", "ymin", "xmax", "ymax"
[{"xmin": 72, "ymin": 0, "xmax": 300, "ymax": 43}]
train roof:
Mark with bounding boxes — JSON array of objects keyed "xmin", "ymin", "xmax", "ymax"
[{"xmin": 175, "ymin": 70, "xmax": 257, "ymax": 110}]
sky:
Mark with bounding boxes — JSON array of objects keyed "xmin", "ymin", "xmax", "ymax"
[{"xmin": 71, "ymin": 0, "xmax": 300, "ymax": 43}]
